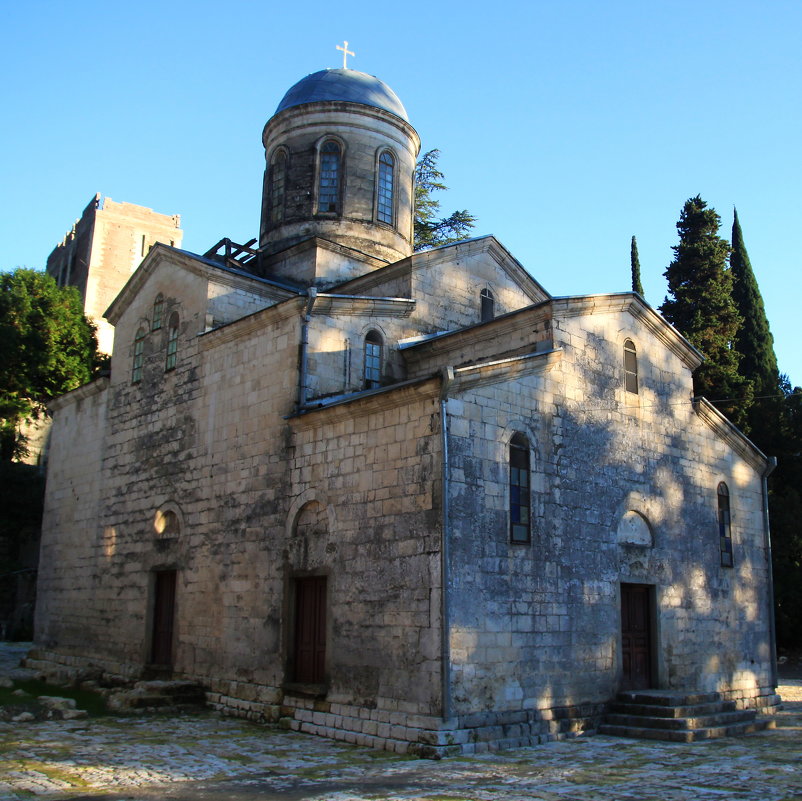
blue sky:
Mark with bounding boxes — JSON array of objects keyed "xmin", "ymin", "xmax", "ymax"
[{"xmin": 2, "ymin": 0, "xmax": 800, "ymax": 387}]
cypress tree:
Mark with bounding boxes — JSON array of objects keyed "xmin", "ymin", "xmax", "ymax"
[
  {"xmin": 730, "ymin": 209, "xmax": 782, "ymax": 446},
  {"xmin": 660, "ymin": 196, "xmax": 753, "ymax": 429},
  {"xmin": 631, "ymin": 235, "xmax": 644, "ymax": 297}
]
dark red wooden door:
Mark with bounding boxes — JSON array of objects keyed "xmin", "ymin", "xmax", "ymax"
[
  {"xmin": 150, "ymin": 570, "xmax": 176, "ymax": 666},
  {"xmin": 294, "ymin": 576, "xmax": 327, "ymax": 683},
  {"xmin": 621, "ymin": 583, "xmax": 652, "ymax": 690}
]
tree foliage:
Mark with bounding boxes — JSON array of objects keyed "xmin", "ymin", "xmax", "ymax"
[
  {"xmin": 413, "ymin": 149, "xmax": 476, "ymax": 251},
  {"xmin": 730, "ymin": 209, "xmax": 781, "ymax": 443},
  {"xmin": 660, "ymin": 196, "xmax": 752, "ymax": 428},
  {"xmin": 630, "ymin": 235, "xmax": 644, "ymax": 297},
  {"xmin": 770, "ymin": 379, "xmax": 802, "ymax": 647},
  {"xmin": 0, "ymin": 268, "xmax": 99, "ymax": 461}
]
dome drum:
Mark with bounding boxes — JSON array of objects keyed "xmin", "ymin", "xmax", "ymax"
[{"xmin": 259, "ymin": 70, "xmax": 420, "ymax": 268}]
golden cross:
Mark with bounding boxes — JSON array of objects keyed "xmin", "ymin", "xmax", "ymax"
[{"xmin": 336, "ymin": 40, "xmax": 355, "ymax": 69}]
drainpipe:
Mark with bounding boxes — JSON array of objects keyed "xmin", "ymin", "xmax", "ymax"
[
  {"xmin": 761, "ymin": 456, "xmax": 778, "ymax": 689},
  {"xmin": 297, "ymin": 288, "xmax": 317, "ymax": 412},
  {"xmin": 439, "ymin": 365, "xmax": 454, "ymax": 722}
]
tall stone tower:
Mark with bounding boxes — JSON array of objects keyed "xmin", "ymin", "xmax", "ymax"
[
  {"xmin": 46, "ymin": 194, "xmax": 183, "ymax": 354},
  {"xmin": 258, "ymin": 69, "xmax": 420, "ymax": 287}
]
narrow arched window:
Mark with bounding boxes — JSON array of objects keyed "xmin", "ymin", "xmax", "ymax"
[
  {"xmin": 152, "ymin": 294, "xmax": 164, "ymax": 331},
  {"xmin": 364, "ymin": 330, "xmax": 382, "ymax": 389},
  {"xmin": 624, "ymin": 338, "xmax": 638, "ymax": 394},
  {"xmin": 165, "ymin": 312, "xmax": 179, "ymax": 371},
  {"xmin": 132, "ymin": 328, "xmax": 146, "ymax": 383},
  {"xmin": 718, "ymin": 483, "xmax": 733, "ymax": 567},
  {"xmin": 481, "ymin": 288, "xmax": 495, "ymax": 322},
  {"xmin": 318, "ymin": 141, "xmax": 341, "ymax": 214},
  {"xmin": 269, "ymin": 149, "xmax": 287, "ymax": 223},
  {"xmin": 377, "ymin": 151, "xmax": 395, "ymax": 224},
  {"xmin": 510, "ymin": 433, "xmax": 531, "ymax": 543}
]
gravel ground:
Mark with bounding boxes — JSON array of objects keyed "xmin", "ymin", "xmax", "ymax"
[{"xmin": 2, "ymin": 643, "xmax": 801, "ymax": 801}]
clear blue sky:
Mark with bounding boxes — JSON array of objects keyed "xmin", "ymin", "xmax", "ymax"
[{"xmin": 2, "ymin": 0, "xmax": 800, "ymax": 387}]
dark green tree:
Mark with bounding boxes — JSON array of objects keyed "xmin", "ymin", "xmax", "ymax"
[
  {"xmin": 660, "ymin": 196, "xmax": 753, "ymax": 428},
  {"xmin": 0, "ymin": 268, "xmax": 99, "ymax": 461},
  {"xmin": 730, "ymin": 208, "xmax": 782, "ymax": 446},
  {"xmin": 630, "ymin": 235, "xmax": 644, "ymax": 297},
  {"xmin": 414, "ymin": 149, "xmax": 476, "ymax": 251},
  {"xmin": 770, "ymin": 380, "xmax": 802, "ymax": 647}
]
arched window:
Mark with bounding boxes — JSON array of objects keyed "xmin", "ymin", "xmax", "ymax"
[
  {"xmin": 718, "ymin": 483, "xmax": 733, "ymax": 567},
  {"xmin": 481, "ymin": 288, "xmax": 495, "ymax": 322},
  {"xmin": 509, "ymin": 433, "xmax": 531, "ymax": 543},
  {"xmin": 318, "ymin": 141, "xmax": 341, "ymax": 214},
  {"xmin": 624, "ymin": 338, "xmax": 638, "ymax": 394},
  {"xmin": 377, "ymin": 151, "xmax": 395, "ymax": 224},
  {"xmin": 132, "ymin": 328, "xmax": 146, "ymax": 383},
  {"xmin": 364, "ymin": 330, "xmax": 382, "ymax": 389},
  {"xmin": 151, "ymin": 294, "xmax": 164, "ymax": 331},
  {"xmin": 269, "ymin": 149, "xmax": 287, "ymax": 223},
  {"xmin": 165, "ymin": 312, "xmax": 179, "ymax": 371}
]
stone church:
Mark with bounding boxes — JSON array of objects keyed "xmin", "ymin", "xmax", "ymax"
[{"xmin": 31, "ymin": 66, "xmax": 778, "ymax": 755}]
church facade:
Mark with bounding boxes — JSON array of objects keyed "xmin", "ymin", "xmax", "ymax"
[{"xmin": 31, "ymin": 67, "xmax": 778, "ymax": 756}]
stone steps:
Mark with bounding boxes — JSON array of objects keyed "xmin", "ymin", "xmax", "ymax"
[
  {"xmin": 599, "ymin": 690, "xmax": 775, "ymax": 742},
  {"xmin": 108, "ymin": 680, "xmax": 207, "ymax": 713}
]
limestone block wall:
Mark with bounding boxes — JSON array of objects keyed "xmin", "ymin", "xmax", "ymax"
[
  {"xmin": 35, "ymin": 380, "xmax": 110, "ymax": 656},
  {"xmin": 444, "ymin": 304, "xmax": 773, "ymax": 724},
  {"xmin": 284, "ymin": 385, "xmax": 443, "ymax": 715},
  {"xmin": 204, "ymin": 275, "xmax": 289, "ymax": 329},
  {"xmin": 305, "ymin": 312, "xmax": 410, "ymax": 399},
  {"xmin": 335, "ymin": 238, "xmax": 549, "ymax": 337},
  {"xmin": 408, "ymin": 242, "xmax": 546, "ymax": 333}
]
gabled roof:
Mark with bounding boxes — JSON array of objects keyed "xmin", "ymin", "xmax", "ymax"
[
  {"xmin": 550, "ymin": 293, "xmax": 704, "ymax": 369},
  {"xmin": 104, "ymin": 244, "xmax": 301, "ymax": 325},
  {"xmin": 331, "ymin": 235, "xmax": 550, "ymax": 303}
]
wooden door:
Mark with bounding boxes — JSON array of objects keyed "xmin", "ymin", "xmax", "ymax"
[
  {"xmin": 294, "ymin": 576, "xmax": 327, "ymax": 684},
  {"xmin": 150, "ymin": 570, "xmax": 176, "ymax": 667},
  {"xmin": 621, "ymin": 583, "xmax": 652, "ymax": 691}
]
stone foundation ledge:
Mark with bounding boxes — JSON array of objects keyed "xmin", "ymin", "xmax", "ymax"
[
  {"xmin": 278, "ymin": 695, "xmax": 606, "ymax": 757},
  {"xmin": 23, "ymin": 649, "xmax": 136, "ymax": 684},
  {"xmin": 718, "ymin": 686, "xmax": 781, "ymax": 712}
]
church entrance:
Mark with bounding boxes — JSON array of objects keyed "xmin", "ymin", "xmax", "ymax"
[
  {"xmin": 621, "ymin": 583, "xmax": 653, "ymax": 690},
  {"xmin": 293, "ymin": 576, "xmax": 327, "ymax": 684},
  {"xmin": 150, "ymin": 570, "xmax": 177, "ymax": 667}
]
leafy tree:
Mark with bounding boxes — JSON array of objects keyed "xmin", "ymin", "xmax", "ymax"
[
  {"xmin": 660, "ymin": 196, "xmax": 752, "ymax": 428},
  {"xmin": 630, "ymin": 235, "xmax": 644, "ymax": 297},
  {"xmin": 730, "ymin": 209, "xmax": 782, "ymax": 446},
  {"xmin": 414, "ymin": 149, "xmax": 476, "ymax": 251},
  {"xmin": 0, "ymin": 268, "xmax": 99, "ymax": 461}
]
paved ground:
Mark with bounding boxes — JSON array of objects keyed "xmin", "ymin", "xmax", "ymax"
[{"xmin": 1, "ymin": 642, "xmax": 801, "ymax": 801}]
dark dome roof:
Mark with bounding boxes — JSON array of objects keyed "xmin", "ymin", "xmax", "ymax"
[{"xmin": 275, "ymin": 69, "xmax": 409, "ymax": 121}]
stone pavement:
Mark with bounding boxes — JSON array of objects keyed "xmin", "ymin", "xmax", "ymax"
[{"xmin": 1, "ymin": 643, "xmax": 801, "ymax": 801}]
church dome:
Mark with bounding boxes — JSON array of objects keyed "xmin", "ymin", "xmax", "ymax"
[{"xmin": 275, "ymin": 69, "xmax": 409, "ymax": 121}]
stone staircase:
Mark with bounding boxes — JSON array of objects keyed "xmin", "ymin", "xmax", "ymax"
[
  {"xmin": 107, "ymin": 680, "xmax": 207, "ymax": 713},
  {"xmin": 599, "ymin": 690, "xmax": 776, "ymax": 742}
]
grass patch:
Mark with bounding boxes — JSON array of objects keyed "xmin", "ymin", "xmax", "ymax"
[{"xmin": 0, "ymin": 679, "xmax": 108, "ymax": 717}]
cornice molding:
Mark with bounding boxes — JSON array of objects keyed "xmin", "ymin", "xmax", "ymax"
[
  {"xmin": 551, "ymin": 293, "xmax": 704, "ymax": 370},
  {"xmin": 105, "ymin": 245, "xmax": 295, "ymax": 325},
  {"xmin": 312, "ymin": 294, "xmax": 415, "ymax": 317},
  {"xmin": 199, "ymin": 297, "xmax": 305, "ymax": 349},
  {"xmin": 693, "ymin": 397, "xmax": 767, "ymax": 472},
  {"xmin": 48, "ymin": 376, "xmax": 110, "ymax": 413},
  {"xmin": 289, "ymin": 376, "xmax": 440, "ymax": 428}
]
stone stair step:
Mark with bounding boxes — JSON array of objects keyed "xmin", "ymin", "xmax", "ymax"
[
  {"xmin": 616, "ymin": 690, "xmax": 722, "ymax": 707},
  {"xmin": 609, "ymin": 700, "xmax": 737, "ymax": 718},
  {"xmin": 599, "ymin": 717, "xmax": 775, "ymax": 742},
  {"xmin": 603, "ymin": 709, "xmax": 757, "ymax": 731}
]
